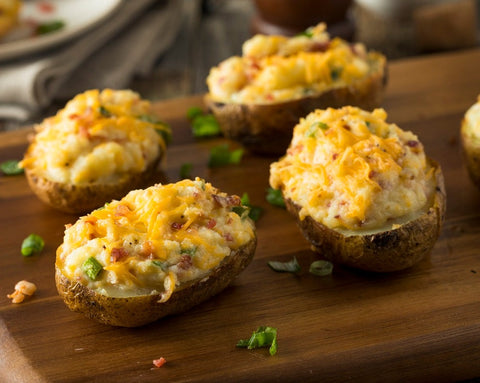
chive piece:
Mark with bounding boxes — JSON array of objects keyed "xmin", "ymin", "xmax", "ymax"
[
  {"xmin": 156, "ymin": 127, "xmax": 172, "ymax": 146},
  {"xmin": 152, "ymin": 260, "xmax": 168, "ymax": 271},
  {"xmin": 98, "ymin": 106, "xmax": 112, "ymax": 117},
  {"xmin": 180, "ymin": 162, "xmax": 193, "ymax": 179},
  {"xmin": 1, "ymin": 160, "xmax": 24, "ymax": 175},
  {"xmin": 36, "ymin": 20, "xmax": 65, "ymax": 35},
  {"xmin": 236, "ymin": 192, "xmax": 263, "ymax": 221},
  {"xmin": 192, "ymin": 114, "xmax": 221, "ymax": 138},
  {"xmin": 240, "ymin": 192, "xmax": 250, "ymax": 206},
  {"xmin": 267, "ymin": 257, "xmax": 301, "ymax": 273},
  {"xmin": 208, "ymin": 144, "xmax": 243, "ymax": 167},
  {"xmin": 21, "ymin": 234, "xmax": 44, "ymax": 256},
  {"xmin": 236, "ymin": 326, "xmax": 278, "ymax": 356},
  {"xmin": 186, "ymin": 106, "xmax": 204, "ymax": 121},
  {"xmin": 180, "ymin": 247, "xmax": 197, "ymax": 256},
  {"xmin": 309, "ymin": 260, "xmax": 334, "ymax": 276},
  {"xmin": 298, "ymin": 27, "xmax": 314, "ymax": 38},
  {"xmin": 266, "ymin": 188, "xmax": 285, "ymax": 208},
  {"xmin": 232, "ymin": 206, "xmax": 249, "ymax": 218},
  {"xmin": 82, "ymin": 257, "xmax": 103, "ymax": 280},
  {"xmin": 331, "ymin": 67, "xmax": 343, "ymax": 81},
  {"xmin": 139, "ymin": 114, "xmax": 172, "ymax": 145},
  {"xmin": 247, "ymin": 206, "xmax": 263, "ymax": 222}
]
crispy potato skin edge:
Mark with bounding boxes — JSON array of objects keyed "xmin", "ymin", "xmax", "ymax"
[
  {"xmin": 284, "ymin": 159, "xmax": 446, "ymax": 272},
  {"xmin": 205, "ymin": 53, "xmax": 387, "ymax": 156},
  {"xmin": 460, "ymin": 117, "xmax": 480, "ymax": 189},
  {"xmin": 24, "ymin": 155, "xmax": 162, "ymax": 214},
  {"xmin": 55, "ymin": 236, "xmax": 257, "ymax": 327}
]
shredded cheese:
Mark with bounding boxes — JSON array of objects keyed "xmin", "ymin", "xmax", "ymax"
[{"xmin": 270, "ymin": 106, "xmax": 435, "ymax": 231}]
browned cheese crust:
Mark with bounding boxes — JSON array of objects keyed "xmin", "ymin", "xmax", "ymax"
[
  {"xmin": 284, "ymin": 159, "xmax": 446, "ymax": 272},
  {"xmin": 205, "ymin": 54, "xmax": 387, "ymax": 156},
  {"xmin": 55, "ymin": 236, "xmax": 256, "ymax": 327}
]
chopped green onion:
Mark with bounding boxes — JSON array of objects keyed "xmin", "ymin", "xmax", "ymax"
[
  {"xmin": 139, "ymin": 114, "xmax": 172, "ymax": 145},
  {"xmin": 192, "ymin": 114, "xmax": 221, "ymax": 137},
  {"xmin": 309, "ymin": 260, "xmax": 333, "ymax": 276},
  {"xmin": 186, "ymin": 106, "xmax": 204, "ymax": 121},
  {"xmin": 36, "ymin": 20, "xmax": 65, "ymax": 35},
  {"xmin": 247, "ymin": 206, "xmax": 263, "ymax": 222},
  {"xmin": 152, "ymin": 260, "xmax": 168, "ymax": 271},
  {"xmin": 208, "ymin": 144, "xmax": 243, "ymax": 167},
  {"xmin": 236, "ymin": 192, "xmax": 263, "ymax": 221},
  {"xmin": 232, "ymin": 206, "xmax": 249, "ymax": 218},
  {"xmin": 1, "ymin": 160, "xmax": 24, "ymax": 175},
  {"xmin": 331, "ymin": 67, "xmax": 343, "ymax": 81},
  {"xmin": 180, "ymin": 162, "xmax": 193, "ymax": 179},
  {"xmin": 82, "ymin": 257, "xmax": 103, "ymax": 280},
  {"xmin": 98, "ymin": 105, "xmax": 112, "ymax": 117},
  {"xmin": 266, "ymin": 188, "xmax": 285, "ymax": 208},
  {"xmin": 236, "ymin": 326, "xmax": 278, "ymax": 356},
  {"xmin": 21, "ymin": 234, "xmax": 44, "ymax": 256},
  {"xmin": 305, "ymin": 122, "xmax": 328, "ymax": 138},
  {"xmin": 298, "ymin": 27, "xmax": 314, "ymax": 38},
  {"xmin": 180, "ymin": 247, "xmax": 197, "ymax": 256},
  {"xmin": 240, "ymin": 192, "xmax": 250, "ymax": 206},
  {"xmin": 267, "ymin": 257, "xmax": 301, "ymax": 273}
]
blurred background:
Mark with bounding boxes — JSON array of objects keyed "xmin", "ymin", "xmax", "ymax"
[{"xmin": 0, "ymin": 0, "xmax": 479, "ymax": 131}]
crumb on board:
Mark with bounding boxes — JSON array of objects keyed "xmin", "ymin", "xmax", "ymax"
[{"xmin": 7, "ymin": 280, "xmax": 37, "ymax": 303}]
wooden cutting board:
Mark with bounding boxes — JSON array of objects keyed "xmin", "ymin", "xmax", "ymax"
[{"xmin": 2, "ymin": 49, "xmax": 480, "ymax": 383}]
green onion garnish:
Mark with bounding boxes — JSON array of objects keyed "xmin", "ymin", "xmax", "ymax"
[
  {"xmin": 187, "ymin": 107, "xmax": 221, "ymax": 138},
  {"xmin": 21, "ymin": 234, "xmax": 44, "ymax": 256},
  {"xmin": 267, "ymin": 257, "xmax": 301, "ymax": 273},
  {"xmin": 186, "ymin": 106, "xmax": 204, "ymax": 121},
  {"xmin": 1, "ymin": 160, "xmax": 24, "ymax": 175},
  {"xmin": 180, "ymin": 247, "xmax": 197, "ymax": 256},
  {"xmin": 208, "ymin": 144, "xmax": 243, "ymax": 167},
  {"xmin": 98, "ymin": 105, "xmax": 112, "ymax": 117},
  {"xmin": 36, "ymin": 20, "xmax": 65, "ymax": 35},
  {"xmin": 139, "ymin": 114, "xmax": 172, "ymax": 145},
  {"xmin": 266, "ymin": 188, "xmax": 285, "ymax": 208},
  {"xmin": 236, "ymin": 326, "xmax": 278, "ymax": 356},
  {"xmin": 179, "ymin": 162, "xmax": 193, "ymax": 179},
  {"xmin": 152, "ymin": 260, "xmax": 168, "ymax": 271},
  {"xmin": 331, "ymin": 67, "xmax": 343, "ymax": 81},
  {"xmin": 309, "ymin": 260, "xmax": 333, "ymax": 276},
  {"xmin": 82, "ymin": 257, "xmax": 103, "ymax": 280},
  {"xmin": 234, "ymin": 192, "xmax": 263, "ymax": 221}
]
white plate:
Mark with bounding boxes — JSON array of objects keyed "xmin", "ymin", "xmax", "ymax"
[{"xmin": 0, "ymin": 0, "xmax": 121, "ymax": 61}]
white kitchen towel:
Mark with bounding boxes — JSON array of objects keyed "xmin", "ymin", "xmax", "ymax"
[{"xmin": 0, "ymin": 0, "xmax": 182, "ymax": 121}]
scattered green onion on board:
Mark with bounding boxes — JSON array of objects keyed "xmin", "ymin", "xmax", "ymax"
[
  {"xmin": 309, "ymin": 260, "xmax": 334, "ymax": 276},
  {"xmin": 21, "ymin": 234, "xmax": 45, "ymax": 256},
  {"xmin": 267, "ymin": 257, "xmax": 301, "ymax": 273},
  {"xmin": 236, "ymin": 326, "xmax": 278, "ymax": 356},
  {"xmin": 1, "ymin": 160, "xmax": 24, "ymax": 175},
  {"xmin": 266, "ymin": 187, "xmax": 285, "ymax": 208},
  {"xmin": 208, "ymin": 144, "xmax": 243, "ymax": 167}
]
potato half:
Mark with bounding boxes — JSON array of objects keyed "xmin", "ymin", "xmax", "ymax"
[
  {"xmin": 55, "ymin": 178, "xmax": 257, "ymax": 327},
  {"xmin": 460, "ymin": 96, "xmax": 480, "ymax": 188},
  {"xmin": 20, "ymin": 89, "xmax": 170, "ymax": 214},
  {"xmin": 205, "ymin": 23, "xmax": 387, "ymax": 155},
  {"xmin": 284, "ymin": 159, "xmax": 446, "ymax": 272}
]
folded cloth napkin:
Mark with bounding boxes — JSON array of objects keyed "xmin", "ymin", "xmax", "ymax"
[{"xmin": 0, "ymin": 0, "xmax": 182, "ymax": 122}]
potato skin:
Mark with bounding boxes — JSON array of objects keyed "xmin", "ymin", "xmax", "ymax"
[
  {"xmin": 460, "ymin": 117, "xmax": 480, "ymax": 189},
  {"xmin": 206, "ymin": 53, "xmax": 387, "ymax": 156},
  {"xmin": 284, "ymin": 159, "xmax": 446, "ymax": 272},
  {"xmin": 24, "ymin": 156, "xmax": 161, "ymax": 214},
  {"xmin": 55, "ymin": 236, "xmax": 256, "ymax": 327}
]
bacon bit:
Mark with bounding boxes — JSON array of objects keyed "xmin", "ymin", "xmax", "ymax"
[
  {"xmin": 153, "ymin": 357, "xmax": 166, "ymax": 368},
  {"xmin": 7, "ymin": 280, "xmax": 37, "ymax": 304},
  {"xmin": 224, "ymin": 232, "xmax": 234, "ymax": 242},
  {"xmin": 334, "ymin": 215, "xmax": 340, "ymax": 219},
  {"xmin": 212, "ymin": 194, "xmax": 241, "ymax": 208},
  {"xmin": 37, "ymin": 1, "xmax": 55, "ymax": 13},
  {"xmin": 68, "ymin": 113, "xmax": 80, "ymax": 120},
  {"xmin": 78, "ymin": 125, "xmax": 91, "ymax": 139},
  {"xmin": 65, "ymin": 223, "xmax": 72, "ymax": 229},
  {"xmin": 89, "ymin": 233, "xmax": 97, "ymax": 240},
  {"xmin": 265, "ymin": 93, "xmax": 274, "ymax": 101},
  {"xmin": 308, "ymin": 41, "xmax": 330, "ymax": 52},
  {"xmin": 406, "ymin": 140, "xmax": 419, "ymax": 147},
  {"xmin": 177, "ymin": 255, "xmax": 193, "ymax": 270},
  {"xmin": 369, "ymin": 170, "xmax": 377, "ymax": 179},
  {"xmin": 115, "ymin": 204, "xmax": 131, "ymax": 217},
  {"xmin": 111, "ymin": 247, "xmax": 128, "ymax": 263},
  {"xmin": 343, "ymin": 124, "xmax": 351, "ymax": 131},
  {"xmin": 171, "ymin": 222, "xmax": 183, "ymax": 231},
  {"xmin": 207, "ymin": 218, "xmax": 216, "ymax": 229},
  {"xmin": 332, "ymin": 153, "xmax": 338, "ymax": 160},
  {"xmin": 226, "ymin": 217, "xmax": 233, "ymax": 224},
  {"xmin": 84, "ymin": 217, "xmax": 97, "ymax": 225}
]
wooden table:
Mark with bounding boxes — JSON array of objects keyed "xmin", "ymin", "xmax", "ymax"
[{"xmin": 1, "ymin": 48, "xmax": 480, "ymax": 382}]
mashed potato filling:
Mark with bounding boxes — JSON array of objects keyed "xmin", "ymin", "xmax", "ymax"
[
  {"xmin": 56, "ymin": 178, "xmax": 256, "ymax": 298},
  {"xmin": 270, "ymin": 107, "xmax": 435, "ymax": 232},
  {"xmin": 20, "ymin": 89, "xmax": 170, "ymax": 185},
  {"xmin": 207, "ymin": 23, "xmax": 382, "ymax": 104}
]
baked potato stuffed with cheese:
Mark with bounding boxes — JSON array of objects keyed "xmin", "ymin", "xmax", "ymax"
[
  {"xmin": 205, "ymin": 23, "xmax": 387, "ymax": 155},
  {"xmin": 460, "ymin": 95, "xmax": 480, "ymax": 189},
  {"xmin": 0, "ymin": 0, "xmax": 21, "ymax": 39},
  {"xmin": 55, "ymin": 178, "xmax": 257, "ymax": 327},
  {"xmin": 20, "ymin": 89, "xmax": 171, "ymax": 214},
  {"xmin": 270, "ymin": 106, "xmax": 446, "ymax": 272}
]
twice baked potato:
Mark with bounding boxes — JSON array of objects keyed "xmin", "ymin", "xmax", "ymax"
[
  {"xmin": 55, "ymin": 178, "xmax": 257, "ymax": 327},
  {"xmin": 270, "ymin": 106, "xmax": 446, "ymax": 272},
  {"xmin": 20, "ymin": 89, "xmax": 171, "ymax": 214},
  {"xmin": 460, "ymin": 95, "xmax": 480, "ymax": 188},
  {"xmin": 205, "ymin": 23, "xmax": 387, "ymax": 155},
  {"xmin": 0, "ymin": 0, "xmax": 21, "ymax": 39}
]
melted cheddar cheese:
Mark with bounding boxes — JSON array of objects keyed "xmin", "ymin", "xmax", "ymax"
[
  {"xmin": 56, "ymin": 178, "xmax": 256, "ymax": 298},
  {"xmin": 0, "ymin": 0, "xmax": 21, "ymax": 39},
  {"xmin": 20, "ymin": 89, "xmax": 170, "ymax": 185},
  {"xmin": 270, "ymin": 107, "xmax": 435, "ymax": 232},
  {"xmin": 463, "ymin": 95, "xmax": 480, "ymax": 140},
  {"xmin": 207, "ymin": 23, "xmax": 384, "ymax": 104}
]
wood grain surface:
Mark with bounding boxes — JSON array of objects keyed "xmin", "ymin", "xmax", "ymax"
[{"xmin": 1, "ymin": 48, "xmax": 480, "ymax": 383}]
